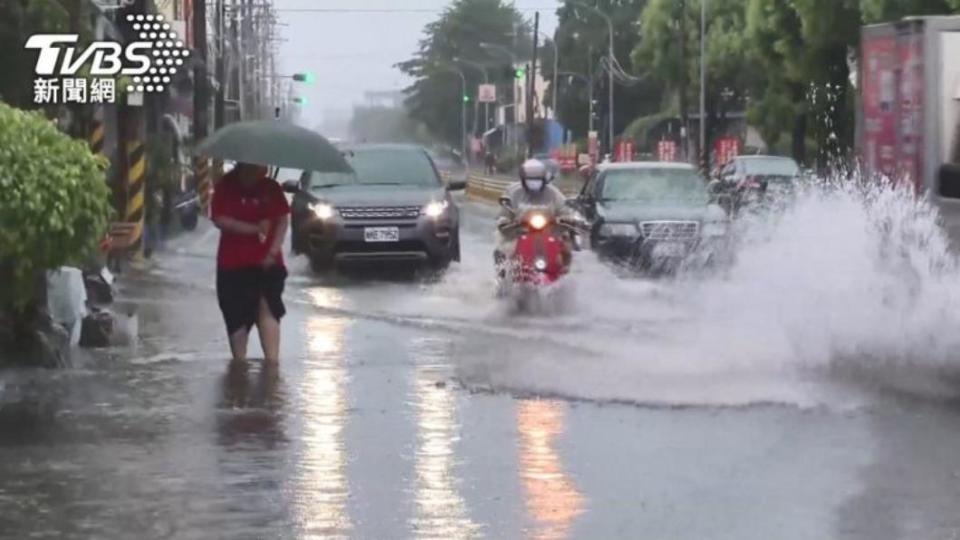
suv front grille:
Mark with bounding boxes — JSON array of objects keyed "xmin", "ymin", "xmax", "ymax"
[
  {"xmin": 337, "ymin": 206, "xmax": 422, "ymax": 220},
  {"xmin": 640, "ymin": 220, "xmax": 700, "ymax": 241}
]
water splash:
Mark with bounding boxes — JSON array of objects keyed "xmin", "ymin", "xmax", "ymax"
[{"xmin": 453, "ymin": 175, "xmax": 960, "ymax": 408}]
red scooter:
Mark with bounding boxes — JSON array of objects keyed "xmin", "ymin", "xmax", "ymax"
[{"xmin": 497, "ymin": 199, "xmax": 578, "ymax": 290}]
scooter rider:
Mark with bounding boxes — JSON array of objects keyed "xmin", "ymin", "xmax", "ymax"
[{"xmin": 494, "ymin": 159, "xmax": 581, "ymax": 270}]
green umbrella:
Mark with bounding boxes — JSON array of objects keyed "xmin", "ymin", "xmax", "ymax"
[{"xmin": 195, "ymin": 120, "xmax": 352, "ymax": 173}]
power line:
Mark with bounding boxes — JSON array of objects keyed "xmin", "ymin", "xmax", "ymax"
[{"xmin": 274, "ymin": 7, "xmax": 556, "ymax": 13}]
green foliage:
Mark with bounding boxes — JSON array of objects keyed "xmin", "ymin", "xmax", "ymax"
[
  {"xmin": 397, "ymin": 0, "xmax": 531, "ymax": 146},
  {"xmin": 553, "ymin": 0, "xmax": 663, "ymax": 139},
  {"xmin": 0, "ymin": 102, "xmax": 111, "ymax": 309},
  {"xmin": 861, "ymin": 0, "xmax": 956, "ymax": 22}
]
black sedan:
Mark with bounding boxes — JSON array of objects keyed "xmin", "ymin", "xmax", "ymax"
[{"xmin": 573, "ymin": 162, "xmax": 731, "ymax": 272}]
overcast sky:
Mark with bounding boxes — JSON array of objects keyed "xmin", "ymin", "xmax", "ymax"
[{"xmin": 273, "ymin": 0, "xmax": 559, "ymax": 128}]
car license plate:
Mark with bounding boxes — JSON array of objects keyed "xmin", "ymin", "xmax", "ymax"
[
  {"xmin": 652, "ymin": 242, "xmax": 686, "ymax": 258},
  {"xmin": 364, "ymin": 227, "xmax": 400, "ymax": 242}
]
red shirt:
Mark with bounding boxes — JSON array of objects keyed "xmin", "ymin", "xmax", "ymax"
[{"xmin": 211, "ymin": 172, "xmax": 291, "ymax": 270}]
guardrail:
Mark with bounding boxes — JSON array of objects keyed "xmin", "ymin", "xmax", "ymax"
[
  {"xmin": 466, "ymin": 172, "xmax": 583, "ymax": 203},
  {"xmin": 466, "ymin": 173, "xmax": 513, "ymax": 201}
]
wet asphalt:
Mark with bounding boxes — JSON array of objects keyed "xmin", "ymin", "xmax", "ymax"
[{"xmin": 2, "ymin": 197, "xmax": 960, "ymax": 540}]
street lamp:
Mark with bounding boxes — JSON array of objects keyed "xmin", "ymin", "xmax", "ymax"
[
  {"xmin": 453, "ymin": 56, "xmax": 491, "ymax": 134},
  {"xmin": 570, "ymin": 1, "xmax": 614, "ymax": 155}
]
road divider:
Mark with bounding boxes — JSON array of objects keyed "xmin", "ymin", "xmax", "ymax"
[
  {"xmin": 467, "ymin": 172, "xmax": 583, "ymax": 203},
  {"xmin": 467, "ymin": 173, "xmax": 513, "ymax": 202}
]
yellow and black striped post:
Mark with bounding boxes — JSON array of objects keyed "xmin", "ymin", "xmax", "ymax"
[
  {"xmin": 212, "ymin": 158, "xmax": 224, "ymax": 184},
  {"xmin": 195, "ymin": 155, "xmax": 212, "ymax": 215},
  {"xmin": 89, "ymin": 118, "xmax": 105, "ymax": 158},
  {"xmin": 125, "ymin": 141, "xmax": 146, "ymax": 257}
]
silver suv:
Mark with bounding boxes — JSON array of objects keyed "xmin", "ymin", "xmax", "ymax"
[{"xmin": 285, "ymin": 144, "xmax": 466, "ymax": 272}]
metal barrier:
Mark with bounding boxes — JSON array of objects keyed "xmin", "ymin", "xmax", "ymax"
[
  {"xmin": 466, "ymin": 172, "xmax": 582, "ymax": 202},
  {"xmin": 466, "ymin": 173, "xmax": 512, "ymax": 201}
]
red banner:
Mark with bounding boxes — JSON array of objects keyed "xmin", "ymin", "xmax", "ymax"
[
  {"xmin": 898, "ymin": 31, "xmax": 925, "ymax": 193},
  {"xmin": 861, "ymin": 32, "xmax": 898, "ymax": 180},
  {"xmin": 657, "ymin": 140, "xmax": 678, "ymax": 162},
  {"xmin": 615, "ymin": 140, "xmax": 635, "ymax": 162},
  {"xmin": 713, "ymin": 136, "xmax": 741, "ymax": 166}
]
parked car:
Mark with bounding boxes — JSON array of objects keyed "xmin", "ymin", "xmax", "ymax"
[
  {"xmin": 285, "ymin": 144, "xmax": 466, "ymax": 272},
  {"xmin": 574, "ymin": 162, "xmax": 730, "ymax": 273},
  {"xmin": 711, "ymin": 155, "xmax": 801, "ymax": 213}
]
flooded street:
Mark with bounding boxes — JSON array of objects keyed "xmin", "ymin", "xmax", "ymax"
[{"xmin": 2, "ymin": 198, "xmax": 960, "ymax": 539}]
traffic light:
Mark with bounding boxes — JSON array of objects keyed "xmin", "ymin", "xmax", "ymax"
[
  {"xmin": 515, "ymin": 67, "xmax": 526, "ymax": 79},
  {"xmin": 292, "ymin": 72, "xmax": 315, "ymax": 84},
  {"xmin": 462, "ymin": 94, "xmax": 470, "ymax": 103}
]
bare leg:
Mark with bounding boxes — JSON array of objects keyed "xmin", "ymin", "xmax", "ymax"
[
  {"xmin": 228, "ymin": 327, "xmax": 250, "ymax": 363},
  {"xmin": 256, "ymin": 297, "xmax": 281, "ymax": 364}
]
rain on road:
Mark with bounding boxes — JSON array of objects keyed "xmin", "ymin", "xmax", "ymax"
[{"xmin": 3, "ymin": 197, "xmax": 960, "ymax": 540}]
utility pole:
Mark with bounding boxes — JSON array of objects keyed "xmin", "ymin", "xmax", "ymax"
[
  {"xmin": 588, "ymin": 46, "xmax": 594, "ymax": 134},
  {"xmin": 678, "ymin": 0, "xmax": 689, "ymax": 162},
  {"xmin": 699, "ymin": 0, "xmax": 708, "ymax": 173},
  {"xmin": 214, "ymin": 0, "xmax": 226, "ymax": 130},
  {"xmin": 193, "ymin": 0, "xmax": 209, "ymax": 141},
  {"xmin": 528, "ymin": 11, "xmax": 539, "ymax": 158},
  {"xmin": 193, "ymin": 0, "xmax": 211, "ymax": 212}
]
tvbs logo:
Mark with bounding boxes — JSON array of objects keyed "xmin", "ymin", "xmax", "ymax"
[
  {"xmin": 26, "ymin": 35, "xmax": 152, "ymax": 77},
  {"xmin": 26, "ymin": 15, "xmax": 189, "ymax": 105}
]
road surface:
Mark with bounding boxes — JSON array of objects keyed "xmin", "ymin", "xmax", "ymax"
[{"xmin": 2, "ymin": 196, "xmax": 960, "ymax": 540}]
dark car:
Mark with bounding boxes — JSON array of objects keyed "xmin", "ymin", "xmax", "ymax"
[
  {"xmin": 575, "ymin": 162, "xmax": 730, "ymax": 272},
  {"xmin": 286, "ymin": 144, "xmax": 466, "ymax": 272},
  {"xmin": 713, "ymin": 155, "xmax": 801, "ymax": 212}
]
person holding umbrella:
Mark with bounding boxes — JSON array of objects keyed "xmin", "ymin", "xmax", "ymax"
[
  {"xmin": 196, "ymin": 120, "xmax": 351, "ymax": 364},
  {"xmin": 210, "ymin": 162, "xmax": 290, "ymax": 364}
]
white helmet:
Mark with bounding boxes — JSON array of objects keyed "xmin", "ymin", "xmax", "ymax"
[{"xmin": 519, "ymin": 158, "xmax": 549, "ymax": 192}]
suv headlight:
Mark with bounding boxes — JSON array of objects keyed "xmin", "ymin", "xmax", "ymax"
[
  {"xmin": 702, "ymin": 221, "xmax": 728, "ymax": 237},
  {"xmin": 309, "ymin": 202, "xmax": 335, "ymax": 220},
  {"xmin": 424, "ymin": 200, "xmax": 449, "ymax": 218},
  {"xmin": 599, "ymin": 222, "xmax": 638, "ymax": 237}
]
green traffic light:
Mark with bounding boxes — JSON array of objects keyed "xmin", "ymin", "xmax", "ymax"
[
  {"xmin": 293, "ymin": 72, "xmax": 315, "ymax": 84},
  {"xmin": 515, "ymin": 68, "xmax": 525, "ymax": 79},
  {"xmin": 462, "ymin": 95, "xmax": 470, "ymax": 103}
]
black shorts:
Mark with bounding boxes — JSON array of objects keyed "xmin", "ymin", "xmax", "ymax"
[{"xmin": 216, "ymin": 265, "xmax": 288, "ymax": 335}]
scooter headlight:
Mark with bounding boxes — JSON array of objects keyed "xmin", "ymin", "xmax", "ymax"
[
  {"xmin": 528, "ymin": 213, "xmax": 548, "ymax": 230},
  {"xmin": 310, "ymin": 202, "xmax": 335, "ymax": 220},
  {"xmin": 424, "ymin": 200, "xmax": 449, "ymax": 218},
  {"xmin": 534, "ymin": 257, "xmax": 548, "ymax": 271}
]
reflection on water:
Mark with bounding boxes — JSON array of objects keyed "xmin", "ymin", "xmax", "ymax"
[
  {"xmin": 297, "ymin": 312, "xmax": 351, "ymax": 538},
  {"xmin": 411, "ymin": 337, "xmax": 481, "ymax": 539},
  {"xmin": 218, "ymin": 360, "xmax": 286, "ymax": 447},
  {"xmin": 518, "ymin": 399, "xmax": 584, "ymax": 540}
]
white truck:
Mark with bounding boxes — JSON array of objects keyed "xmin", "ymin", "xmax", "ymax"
[{"xmin": 859, "ymin": 16, "xmax": 960, "ymax": 236}]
